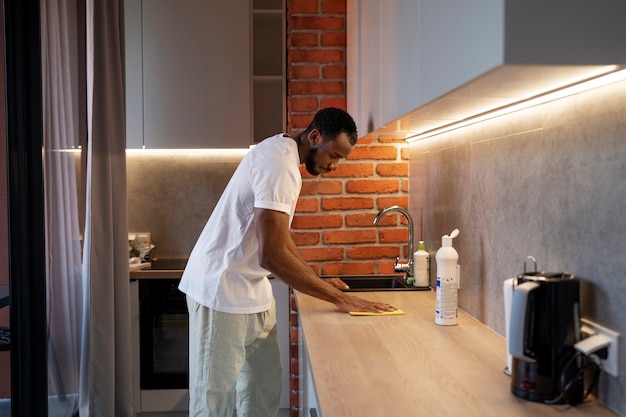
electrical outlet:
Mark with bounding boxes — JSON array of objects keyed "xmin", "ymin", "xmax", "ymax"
[{"xmin": 581, "ymin": 318, "xmax": 620, "ymax": 377}]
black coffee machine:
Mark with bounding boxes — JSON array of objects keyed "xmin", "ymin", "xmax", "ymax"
[{"xmin": 508, "ymin": 272, "xmax": 583, "ymax": 403}]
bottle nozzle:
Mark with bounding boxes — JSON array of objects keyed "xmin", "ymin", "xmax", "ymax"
[{"xmin": 442, "ymin": 229, "xmax": 460, "ymax": 246}]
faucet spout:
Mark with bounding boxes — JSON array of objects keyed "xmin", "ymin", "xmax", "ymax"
[{"xmin": 373, "ymin": 205, "xmax": 415, "ymax": 277}]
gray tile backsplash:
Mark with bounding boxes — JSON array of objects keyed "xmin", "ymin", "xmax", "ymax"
[
  {"xmin": 126, "ymin": 152, "xmax": 244, "ymax": 259},
  {"xmin": 410, "ymin": 78, "xmax": 626, "ymax": 414}
]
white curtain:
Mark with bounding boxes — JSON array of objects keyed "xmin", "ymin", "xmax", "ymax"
[
  {"xmin": 41, "ymin": 0, "xmax": 83, "ymax": 415},
  {"xmin": 40, "ymin": 0, "xmax": 133, "ymax": 415},
  {"xmin": 80, "ymin": 0, "xmax": 133, "ymax": 416}
]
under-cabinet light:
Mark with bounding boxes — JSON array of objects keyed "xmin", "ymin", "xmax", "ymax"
[
  {"xmin": 57, "ymin": 147, "xmax": 252, "ymax": 156},
  {"xmin": 405, "ymin": 67, "xmax": 626, "ymax": 142},
  {"xmin": 125, "ymin": 147, "xmax": 251, "ymax": 156},
  {"xmin": 51, "ymin": 147, "xmax": 82, "ymax": 153}
]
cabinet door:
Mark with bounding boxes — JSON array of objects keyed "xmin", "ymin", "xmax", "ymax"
[
  {"xmin": 347, "ymin": 0, "xmax": 382, "ymax": 136},
  {"xmin": 126, "ymin": 0, "xmax": 252, "ymax": 149},
  {"xmin": 299, "ymin": 317, "xmax": 320, "ymax": 417},
  {"xmin": 270, "ymin": 279, "xmax": 290, "ymax": 409},
  {"xmin": 125, "ymin": 0, "xmax": 144, "ymax": 149},
  {"xmin": 348, "ymin": 0, "xmax": 503, "ymax": 135},
  {"xmin": 379, "ymin": 0, "xmax": 420, "ymax": 125},
  {"xmin": 252, "ymin": 3, "xmax": 285, "ymax": 143},
  {"xmin": 417, "ymin": 0, "xmax": 503, "ymax": 107},
  {"xmin": 348, "ymin": 0, "xmax": 421, "ymax": 135}
]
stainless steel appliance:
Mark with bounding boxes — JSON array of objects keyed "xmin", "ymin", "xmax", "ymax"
[{"xmin": 508, "ymin": 271, "xmax": 584, "ymax": 404}]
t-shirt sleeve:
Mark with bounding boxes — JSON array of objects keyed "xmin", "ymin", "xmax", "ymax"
[{"xmin": 250, "ymin": 149, "xmax": 301, "ymax": 216}]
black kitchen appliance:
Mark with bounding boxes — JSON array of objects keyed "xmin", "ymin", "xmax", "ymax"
[
  {"xmin": 138, "ymin": 259, "xmax": 189, "ymax": 390},
  {"xmin": 508, "ymin": 271, "xmax": 583, "ymax": 404}
]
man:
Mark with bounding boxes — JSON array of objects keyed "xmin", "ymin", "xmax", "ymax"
[{"xmin": 179, "ymin": 108, "xmax": 397, "ymax": 417}]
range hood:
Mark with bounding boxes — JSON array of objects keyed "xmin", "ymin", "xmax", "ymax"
[{"xmin": 351, "ymin": 0, "xmax": 626, "ymax": 140}]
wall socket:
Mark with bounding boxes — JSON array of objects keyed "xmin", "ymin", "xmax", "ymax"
[{"xmin": 581, "ymin": 318, "xmax": 620, "ymax": 377}]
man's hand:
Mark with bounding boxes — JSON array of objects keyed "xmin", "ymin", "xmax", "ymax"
[
  {"xmin": 322, "ymin": 278, "xmax": 397, "ymax": 313},
  {"xmin": 334, "ymin": 293, "xmax": 398, "ymax": 313},
  {"xmin": 324, "ymin": 277, "xmax": 350, "ymax": 291}
]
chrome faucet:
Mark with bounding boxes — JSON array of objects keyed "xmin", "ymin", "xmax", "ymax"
[{"xmin": 373, "ymin": 205, "xmax": 414, "ymax": 277}]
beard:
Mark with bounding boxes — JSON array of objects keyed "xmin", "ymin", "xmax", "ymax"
[{"xmin": 304, "ymin": 147, "xmax": 320, "ymax": 176}]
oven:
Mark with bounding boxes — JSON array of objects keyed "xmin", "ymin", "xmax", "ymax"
[
  {"xmin": 130, "ymin": 258, "xmax": 190, "ymax": 413},
  {"xmin": 130, "ymin": 258, "xmax": 290, "ymax": 413},
  {"xmin": 139, "ymin": 278, "xmax": 188, "ymax": 390}
]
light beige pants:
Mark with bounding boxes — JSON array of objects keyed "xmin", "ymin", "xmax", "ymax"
[{"xmin": 187, "ymin": 295, "xmax": 282, "ymax": 417}]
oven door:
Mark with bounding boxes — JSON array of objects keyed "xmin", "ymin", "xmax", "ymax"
[{"xmin": 139, "ymin": 279, "xmax": 189, "ymax": 390}]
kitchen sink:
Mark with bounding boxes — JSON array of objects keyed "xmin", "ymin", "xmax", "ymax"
[{"xmin": 321, "ymin": 274, "xmax": 431, "ymax": 292}]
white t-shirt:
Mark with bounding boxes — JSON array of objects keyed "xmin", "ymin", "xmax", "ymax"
[{"xmin": 178, "ymin": 134, "xmax": 301, "ymax": 313}]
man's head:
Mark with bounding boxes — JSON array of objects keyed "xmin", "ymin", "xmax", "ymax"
[
  {"xmin": 304, "ymin": 107, "xmax": 358, "ymax": 145},
  {"xmin": 300, "ymin": 108, "xmax": 358, "ymax": 176}
]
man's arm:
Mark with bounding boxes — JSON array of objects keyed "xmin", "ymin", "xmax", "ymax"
[{"xmin": 253, "ymin": 208, "xmax": 396, "ymax": 313}]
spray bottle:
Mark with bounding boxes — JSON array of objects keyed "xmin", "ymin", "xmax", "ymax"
[
  {"xmin": 413, "ymin": 241, "xmax": 430, "ymax": 287},
  {"xmin": 435, "ymin": 229, "xmax": 460, "ymax": 326}
]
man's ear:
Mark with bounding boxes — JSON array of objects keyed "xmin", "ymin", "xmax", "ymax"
[{"xmin": 308, "ymin": 129, "xmax": 321, "ymax": 145}]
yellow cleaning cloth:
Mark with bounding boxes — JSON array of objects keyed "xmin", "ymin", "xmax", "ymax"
[{"xmin": 349, "ymin": 309, "xmax": 405, "ymax": 316}]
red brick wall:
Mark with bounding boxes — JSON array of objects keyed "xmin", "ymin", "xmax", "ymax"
[
  {"xmin": 293, "ymin": 141, "xmax": 410, "ymax": 275},
  {"xmin": 286, "ymin": 1, "xmax": 409, "ymax": 415},
  {"xmin": 287, "ymin": 0, "xmax": 348, "ymax": 130}
]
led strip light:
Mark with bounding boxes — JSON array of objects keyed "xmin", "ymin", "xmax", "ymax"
[{"xmin": 406, "ymin": 67, "xmax": 626, "ymax": 142}]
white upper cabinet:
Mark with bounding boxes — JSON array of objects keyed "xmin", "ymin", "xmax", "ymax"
[
  {"xmin": 252, "ymin": 0, "xmax": 286, "ymax": 143},
  {"xmin": 347, "ymin": 0, "xmax": 382, "ymax": 136},
  {"xmin": 348, "ymin": 0, "xmax": 626, "ymax": 138},
  {"xmin": 348, "ymin": 0, "xmax": 429, "ymax": 136},
  {"xmin": 125, "ymin": 0, "xmax": 251, "ymax": 149},
  {"xmin": 415, "ymin": 1, "xmax": 504, "ymax": 110}
]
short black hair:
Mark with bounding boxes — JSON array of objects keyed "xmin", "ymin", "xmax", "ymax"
[{"xmin": 304, "ymin": 108, "xmax": 358, "ymax": 145}]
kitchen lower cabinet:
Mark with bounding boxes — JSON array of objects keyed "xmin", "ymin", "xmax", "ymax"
[
  {"xmin": 299, "ymin": 316, "xmax": 321, "ymax": 417},
  {"xmin": 270, "ymin": 278, "xmax": 291, "ymax": 409}
]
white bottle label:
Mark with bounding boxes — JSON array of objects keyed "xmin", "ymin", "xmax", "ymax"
[
  {"xmin": 435, "ymin": 274, "xmax": 458, "ymax": 325},
  {"xmin": 413, "ymin": 251, "xmax": 430, "ymax": 287}
]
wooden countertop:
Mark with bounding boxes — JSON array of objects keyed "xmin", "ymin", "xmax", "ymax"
[{"xmin": 296, "ymin": 290, "xmax": 619, "ymax": 417}]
